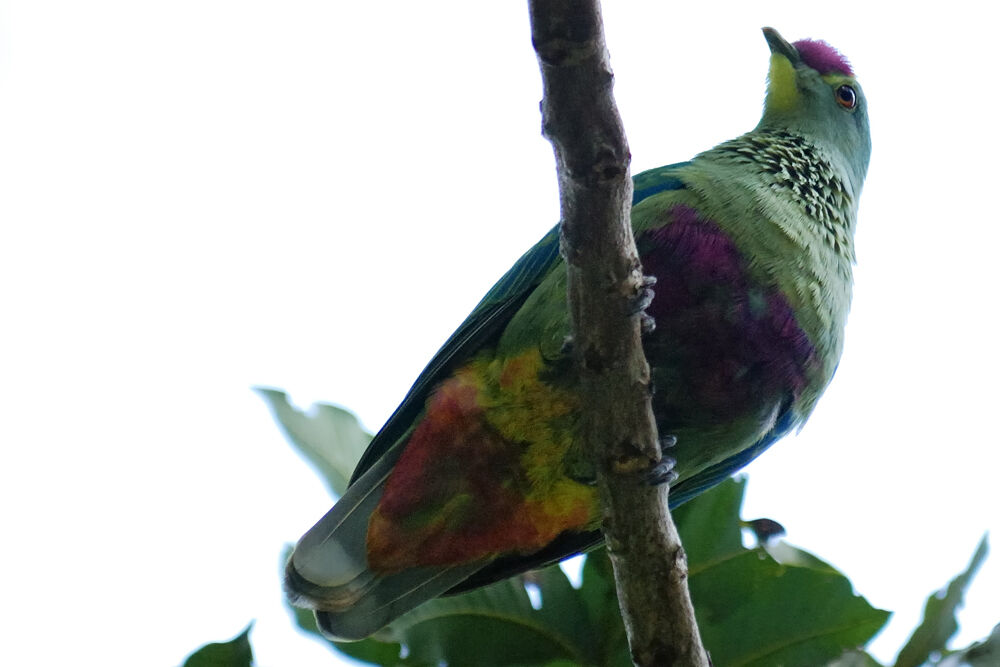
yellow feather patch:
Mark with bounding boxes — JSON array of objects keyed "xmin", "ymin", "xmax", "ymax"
[
  {"xmin": 475, "ymin": 349, "xmax": 575, "ymax": 449},
  {"xmin": 766, "ymin": 53, "xmax": 798, "ymax": 113},
  {"xmin": 477, "ymin": 349, "xmax": 596, "ymax": 521}
]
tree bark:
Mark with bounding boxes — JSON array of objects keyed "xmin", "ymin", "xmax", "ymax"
[{"xmin": 527, "ymin": 2, "xmax": 711, "ymax": 665}]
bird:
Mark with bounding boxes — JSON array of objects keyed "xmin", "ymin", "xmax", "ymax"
[{"xmin": 285, "ymin": 26, "xmax": 871, "ymax": 641}]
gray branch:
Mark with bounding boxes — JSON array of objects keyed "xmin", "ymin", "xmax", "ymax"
[{"xmin": 527, "ymin": 2, "xmax": 711, "ymax": 665}]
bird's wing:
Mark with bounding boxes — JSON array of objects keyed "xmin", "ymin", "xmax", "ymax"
[
  {"xmin": 349, "ymin": 224, "xmax": 563, "ymax": 483},
  {"xmin": 631, "ymin": 161, "xmax": 690, "ymax": 204},
  {"xmin": 349, "ymin": 160, "xmax": 693, "ymax": 484}
]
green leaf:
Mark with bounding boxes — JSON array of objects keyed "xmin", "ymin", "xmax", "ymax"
[
  {"xmin": 374, "ymin": 566, "xmax": 598, "ymax": 667},
  {"xmin": 894, "ymin": 534, "xmax": 990, "ymax": 667},
  {"xmin": 938, "ymin": 623, "xmax": 1000, "ymax": 667},
  {"xmin": 672, "ymin": 475, "xmax": 746, "ymax": 563},
  {"xmin": 676, "ymin": 478, "xmax": 891, "ymax": 667},
  {"xmin": 579, "ymin": 479, "xmax": 888, "ymax": 667},
  {"xmin": 255, "ymin": 387, "xmax": 372, "ymax": 496},
  {"xmin": 531, "ymin": 562, "xmax": 599, "ymax": 659},
  {"xmin": 690, "ymin": 550, "xmax": 889, "ymax": 666},
  {"xmin": 765, "ymin": 540, "xmax": 840, "ymax": 575},
  {"xmin": 182, "ymin": 624, "xmax": 254, "ymax": 667},
  {"xmin": 580, "ymin": 550, "xmax": 631, "ymax": 667}
]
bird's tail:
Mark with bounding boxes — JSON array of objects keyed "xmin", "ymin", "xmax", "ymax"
[{"xmin": 284, "ymin": 443, "xmax": 484, "ymax": 641}]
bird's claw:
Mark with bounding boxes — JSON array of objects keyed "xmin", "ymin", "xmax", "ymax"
[
  {"xmin": 645, "ymin": 434, "xmax": 678, "ymax": 485},
  {"xmin": 645, "ymin": 454, "xmax": 678, "ymax": 486},
  {"xmin": 628, "ymin": 276, "xmax": 657, "ymax": 316},
  {"xmin": 570, "ymin": 432, "xmax": 679, "ymax": 487},
  {"xmin": 640, "ymin": 312, "xmax": 656, "ymax": 335},
  {"xmin": 630, "ymin": 276, "xmax": 657, "ymax": 334}
]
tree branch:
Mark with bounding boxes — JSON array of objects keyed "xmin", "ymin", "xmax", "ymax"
[{"xmin": 527, "ymin": 2, "xmax": 710, "ymax": 665}]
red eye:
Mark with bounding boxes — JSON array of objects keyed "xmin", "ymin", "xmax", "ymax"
[{"xmin": 836, "ymin": 85, "xmax": 857, "ymax": 109}]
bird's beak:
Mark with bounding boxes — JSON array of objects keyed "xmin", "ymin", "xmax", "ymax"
[{"xmin": 762, "ymin": 27, "xmax": 800, "ymax": 65}]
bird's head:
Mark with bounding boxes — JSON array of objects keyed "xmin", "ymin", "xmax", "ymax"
[{"xmin": 759, "ymin": 27, "xmax": 870, "ymax": 194}]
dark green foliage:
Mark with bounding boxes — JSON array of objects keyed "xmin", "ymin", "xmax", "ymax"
[
  {"xmin": 940, "ymin": 623, "xmax": 999, "ymax": 666},
  {"xmin": 377, "ymin": 567, "xmax": 599, "ymax": 666},
  {"xmin": 182, "ymin": 624, "xmax": 253, "ymax": 667},
  {"xmin": 276, "ymin": 521, "xmax": 996, "ymax": 667},
  {"xmin": 893, "ymin": 536, "xmax": 989, "ymax": 667},
  {"xmin": 579, "ymin": 550, "xmax": 632, "ymax": 667},
  {"xmin": 673, "ymin": 480, "xmax": 890, "ymax": 666},
  {"xmin": 255, "ymin": 388, "xmax": 371, "ymax": 497},
  {"xmin": 288, "ymin": 554, "xmax": 601, "ymax": 666},
  {"xmin": 679, "ymin": 479, "xmax": 890, "ymax": 666},
  {"xmin": 283, "ymin": 477, "xmax": 889, "ymax": 666},
  {"xmin": 184, "ymin": 397, "xmax": 995, "ymax": 666}
]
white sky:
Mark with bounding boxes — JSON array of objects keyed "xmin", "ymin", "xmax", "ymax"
[{"xmin": 1, "ymin": 2, "xmax": 997, "ymax": 666}]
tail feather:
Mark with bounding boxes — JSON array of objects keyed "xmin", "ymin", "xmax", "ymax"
[
  {"xmin": 314, "ymin": 562, "xmax": 485, "ymax": 641},
  {"xmin": 285, "ymin": 440, "xmax": 485, "ymax": 640}
]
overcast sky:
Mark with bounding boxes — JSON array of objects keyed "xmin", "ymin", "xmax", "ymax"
[{"xmin": 2, "ymin": 2, "xmax": 997, "ymax": 666}]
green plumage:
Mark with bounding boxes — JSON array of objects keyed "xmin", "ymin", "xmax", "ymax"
[{"xmin": 285, "ymin": 28, "xmax": 871, "ymax": 640}]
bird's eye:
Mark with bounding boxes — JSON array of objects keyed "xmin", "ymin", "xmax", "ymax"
[{"xmin": 835, "ymin": 85, "xmax": 857, "ymax": 109}]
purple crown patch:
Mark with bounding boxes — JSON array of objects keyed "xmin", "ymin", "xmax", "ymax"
[{"xmin": 793, "ymin": 39, "xmax": 853, "ymax": 77}]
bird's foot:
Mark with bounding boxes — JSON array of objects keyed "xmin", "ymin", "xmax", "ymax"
[
  {"xmin": 628, "ymin": 275, "xmax": 657, "ymax": 315},
  {"xmin": 645, "ymin": 455, "xmax": 678, "ymax": 486},
  {"xmin": 645, "ymin": 435, "xmax": 679, "ymax": 486},
  {"xmin": 630, "ymin": 276, "xmax": 657, "ymax": 334},
  {"xmin": 568, "ymin": 433, "xmax": 679, "ymax": 487},
  {"xmin": 640, "ymin": 312, "xmax": 656, "ymax": 335}
]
